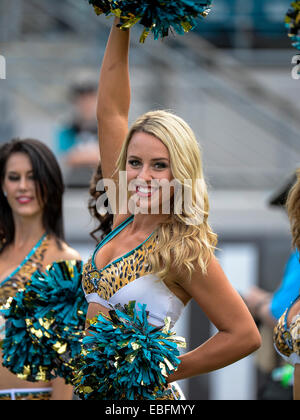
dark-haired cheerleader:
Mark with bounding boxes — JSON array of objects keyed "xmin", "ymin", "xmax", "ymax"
[{"xmin": 0, "ymin": 138, "xmax": 81, "ymax": 400}]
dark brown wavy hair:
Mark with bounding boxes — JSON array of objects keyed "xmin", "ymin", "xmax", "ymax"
[
  {"xmin": 287, "ymin": 168, "xmax": 300, "ymax": 252},
  {"xmin": 88, "ymin": 162, "xmax": 113, "ymax": 242},
  {"xmin": 0, "ymin": 138, "xmax": 65, "ymax": 252}
]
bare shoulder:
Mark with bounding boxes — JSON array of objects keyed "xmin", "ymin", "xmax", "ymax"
[
  {"xmin": 164, "ymin": 262, "xmax": 192, "ymax": 306},
  {"xmin": 43, "ymin": 236, "xmax": 82, "ymax": 267},
  {"xmin": 171, "ymin": 254, "xmax": 222, "ymax": 299},
  {"xmin": 177, "ymin": 254, "xmax": 220, "ymax": 285}
]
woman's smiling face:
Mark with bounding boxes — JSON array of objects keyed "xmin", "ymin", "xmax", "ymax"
[
  {"xmin": 126, "ymin": 131, "xmax": 174, "ymax": 215},
  {"xmin": 2, "ymin": 152, "xmax": 43, "ymax": 218}
]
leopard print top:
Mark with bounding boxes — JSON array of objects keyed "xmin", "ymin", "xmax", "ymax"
[
  {"xmin": 0, "ymin": 234, "xmax": 49, "ymax": 307},
  {"xmin": 82, "ymin": 214, "xmax": 185, "ymax": 330},
  {"xmin": 273, "ymin": 296, "xmax": 300, "ymax": 364},
  {"xmin": 82, "ymin": 231, "xmax": 157, "ymax": 303},
  {"xmin": 273, "ymin": 309, "xmax": 294, "ymax": 358}
]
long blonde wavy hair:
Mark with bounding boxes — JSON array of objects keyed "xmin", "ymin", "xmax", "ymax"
[
  {"xmin": 116, "ymin": 110, "xmax": 218, "ymax": 281},
  {"xmin": 287, "ymin": 168, "xmax": 300, "ymax": 252}
]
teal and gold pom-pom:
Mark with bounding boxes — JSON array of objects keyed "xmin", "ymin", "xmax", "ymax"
[
  {"xmin": 285, "ymin": 1, "xmax": 300, "ymax": 50},
  {"xmin": 0, "ymin": 260, "xmax": 87, "ymax": 384},
  {"xmin": 87, "ymin": 0, "xmax": 213, "ymax": 42},
  {"xmin": 73, "ymin": 301, "xmax": 186, "ymax": 400}
]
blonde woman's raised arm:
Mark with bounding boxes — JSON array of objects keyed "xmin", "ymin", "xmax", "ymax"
[{"xmin": 97, "ymin": 19, "xmax": 131, "ymax": 182}]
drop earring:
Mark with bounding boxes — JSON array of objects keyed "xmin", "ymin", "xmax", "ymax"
[{"xmin": 3, "ymin": 191, "xmax": 7, "ymax": 197}]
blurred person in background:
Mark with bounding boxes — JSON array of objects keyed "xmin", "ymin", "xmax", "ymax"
[
  {"xmin": 0, "ymin": 138, "xmax": 81, "ymax": 400},
  {"xmin": 274, "ymin": 169, "xmax": 300, "ymax": 400},
  {"xmin": 56, "ymin": 73, "xmax": 100, "ymax": 188}
]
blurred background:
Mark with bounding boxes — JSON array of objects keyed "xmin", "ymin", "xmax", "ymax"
[{"xmin": 1, "ymin": 0, "xmax": 300, "ymax": 400}]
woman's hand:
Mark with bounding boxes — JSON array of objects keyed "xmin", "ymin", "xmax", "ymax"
[
  {"xmin": 244, "ymin": 286, "xmax": 271, "ymax": 318},
  {"xmin": 244, "ymin": 286, "xmax": 276, "ymax": 328}
]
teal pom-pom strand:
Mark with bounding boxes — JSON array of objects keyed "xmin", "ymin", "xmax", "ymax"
[
  {"xmin": 0, "ymin": 260, "xmax": 87, "ymax": 383},
  {"xmin": 1, "ymin": 290, "xmax": 56, "ymax": 382},
  {"xmin": 87, "ymin": 0, "xmax": 213, "ymax": 42},
  {"xmin": 285, "ymin": 1, "xmax": 300, "ymax": 50},
  {"xmin": 73, "ymin": 301, "xmax": 186, "ymax": 400}
]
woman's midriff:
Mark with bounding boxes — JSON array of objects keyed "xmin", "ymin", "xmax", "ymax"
[{"xmin": 86, "ymin": 303, "xmax": 112, "ymax": 329}]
